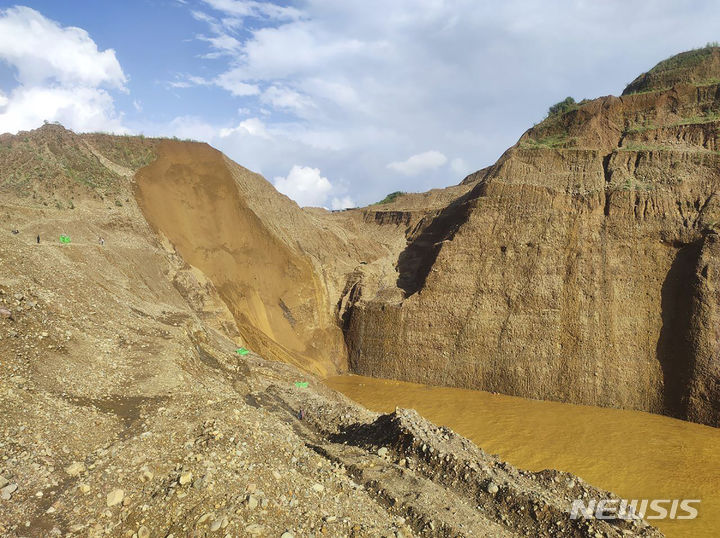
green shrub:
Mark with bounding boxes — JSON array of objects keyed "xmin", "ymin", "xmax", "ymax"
[
  {"xmin": 547, "ymin": 97, "xmax": 576, "ymax": 117},
  {"xmin": 374, "ymin": 191, "xmax": 405, "ymax": 205}
]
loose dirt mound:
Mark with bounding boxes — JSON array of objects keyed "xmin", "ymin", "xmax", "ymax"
[{"xmin": 134, "ymin": 140, "xmax": 346, "ymax": 376}]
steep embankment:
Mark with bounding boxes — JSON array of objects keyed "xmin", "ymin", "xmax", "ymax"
[
  {"xmin": 343, "ymin": 48, "xmax": 720, "ymax": 427},
  {"xmin": 134, "ymin": 141, "xmax": 348, "ymax": 376}
]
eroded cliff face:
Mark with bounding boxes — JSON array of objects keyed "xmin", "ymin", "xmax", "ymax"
[{"xmin": 343, "ymin": 50, "xmax": 720, "ymax": 426}]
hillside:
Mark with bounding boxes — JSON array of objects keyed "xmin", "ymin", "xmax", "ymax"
[
  {"xmin": 5, "ymin": 46, "xmax": 720, "ymax": 534},
  {"xmin": 0, "ymin": 125, "xmax": 666, "ymax": 536}
]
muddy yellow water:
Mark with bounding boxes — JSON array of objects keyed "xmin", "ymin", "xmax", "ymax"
[{"xmin": 326, "ymin": 375, "xmax": 720, "ymax": 538}]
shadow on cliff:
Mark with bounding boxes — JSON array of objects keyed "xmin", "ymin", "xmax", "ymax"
[
  {"xmin": 396, "ymin": 182, "xmax": 486, "ymax": 297},
  {"xmin": 656, "ymin": 240, "xmax": 701, "ymax": 417}
]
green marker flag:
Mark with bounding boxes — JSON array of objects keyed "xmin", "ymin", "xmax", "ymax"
[
  {"xmin": 294, "ymin": 381, "xmax": 309, "ymax": 388},
  {"xmin": 59, "ymin": 235, "xmax": 71, "ymax": 244},
  {"xmin": 235, "ymin": 347, "xmax": 250, "ymax": 355}
]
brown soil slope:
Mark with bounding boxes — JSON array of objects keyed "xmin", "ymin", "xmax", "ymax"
[
  {"xmin": 134, "ymin": 141, "xmax": 349, "ymax": 376},
  {"xmin": 343, "ymin": 49, "xmax": 720, "ymax": 427}
]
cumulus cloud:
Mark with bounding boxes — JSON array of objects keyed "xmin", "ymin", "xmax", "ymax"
[
  {"xmin": 0, "ymin": 6, "xmax": 125, "ymax": 88},
  {"xmin": 180, "ymin": 0, "xmax": 720, "ymax": 206},
  {"xmin": 274, "ymin": 165, "xmax": 333, "ymax": 207},
  {"xmin": 219, "ymin": 117, "xmax": 270, "ymax": 139},
  {"xmin": 0, "ymin": 6, "xmax": 126, "ymax": 133},
  {"xmin": 388, "ymin": 151, "xmax": 448, "ymax": 176}
]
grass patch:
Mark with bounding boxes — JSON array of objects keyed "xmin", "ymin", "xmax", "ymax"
[
  {"xmin": 374, "ymin": 191, "xmax": 406, "ymax": 205},
  {"xmin": 648, "ymin": 43, "xmax": 719, "ymax": 75},
  {"xmin": 672, "ymin": 110, "xmax": 720, "ymax": 126}
]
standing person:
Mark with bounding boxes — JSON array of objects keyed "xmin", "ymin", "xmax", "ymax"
[{"xmin": 36, "ymin": 235, "xmax": 40, "ymax": 244}]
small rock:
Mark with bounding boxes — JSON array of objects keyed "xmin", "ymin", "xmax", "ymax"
[
  {"xmin": 281, "ymin": 533, "xmax": 294, "ymax": 538},
  {"xmin": 137, "ymin": 526, "xmax": 150, "ymax": 538},
  {"xmin": 246, "ymin": 494, "xmax": 258, "ymax": 510},
  {"xmin": 378, "ymin": 447, "xmax": 388, "ymax": 457},
  {"xmin": 65, "ymin": 462, "xmax": 85, "ymax": 476},
  {"xmin": 1, "ymin": 483, "xmax": 18, "ymax": 500},
  {"xmin": 106, "ymin": 488, "xmax": 124, "ymax": 507},
  {"xmin": 197, "ymin": 512, "xmax": 213, "ymax": 524},
  {"xmin": 78, "ymin": 483, "xmax": 90, "ymax": 494},
  {"xmin": 179, "ymin": 471, "xmax": 193, "ymax": 486},
  {"xmin": 311, "ymin": 483, "xmax": 324, "ymax": 493},
  {"xmin": 486, "ymin": 481, "xmax": 499, "ymax": 495},
  {"xmin": 210, "ymin": 518, "xmax": 224, "ymax": 532},
  {"xmin": 0, "ymin": 476, "xmax": 8, "ymax": 489},
  {"xmin": 140, "ymin": 468, "xmax": 154, "ymax": 482}
]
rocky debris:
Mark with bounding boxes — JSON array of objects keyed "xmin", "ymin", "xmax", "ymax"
[
  {"xmin": 106, "ymin": 488, "xmax": 124, "ymax": 507},
  {"xmin": 1, "ymin": 483, "xmax": 17, "ymax": 501},
  {"xmin": 64, "ymin": 462, "xmax": 85, "ymax": 476},
  {"xmin": 178, "ymin": 470, "xmax": 192, "ymax": 486}
]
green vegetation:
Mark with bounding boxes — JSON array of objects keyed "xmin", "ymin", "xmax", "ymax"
[
  {"xmin": 374, "ymin": 191, "xmax": 406, "ymax": 205},
  {"xmin": 623, "ymin": 121, "xmax": 658, "ymax": 135},
  {"xmin": 624, "ymin": 44, "xmax": 720, "ymax": 95},
  {"xmin": 620, "ymin": 143, "xmax": 674, "ymax": 152},
  {"xmin": 672, "ymin": 110, "xmax": 720, "ymax": 126},
  {"xmin": 648, "ymin": 43, "xmax": 719, "ymax": 75},
  {"xmin": 547, "ymin": 97, "xmax": 577, "ymax": 117}
]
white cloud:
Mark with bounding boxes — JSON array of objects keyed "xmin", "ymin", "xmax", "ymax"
[
  {"xmin": 197, "ymin": 32, "xmax": 242, "ymax": 55},
  {"xmin": 219, "ymin": 117, "xmax": 270, "ymax": 139},
  {"xmin": 0, "ymin": 86, "xmax": 125, "ymax": 134},
  {"xmin": 331, "ymin": 196, "xmax": 356, "ymax": 210},
  {"xmin": 388, "ymin": 150, "xmax": 448, "ymax": 176},
  {"xmin": 165, "ymin": 115, "xmax": 218, "ymax": 142},
  {"xmin": 201, "ymin": 0, "xmax": 302, "ymax": 21},
  {"xmin": 178, "ymin": 0, "xmax": 720, "ymax": 206},
  {"xmin": 273, "ymin": 165, "xmax": 333, "ymax": 207},
  {"xmin": 214, "ymin": 69, "xmax": 260, "ymax": 96},
  {"xmin": 0, "ymin": 6, "xmax": 126, "ymax": 134},
  {"xmin": 0, "ymin": 6, "xmax": 125, "ymax": 88},
  {"xmin": 261, "ymin": 86, "xmax": 314, "ymax": 114}
]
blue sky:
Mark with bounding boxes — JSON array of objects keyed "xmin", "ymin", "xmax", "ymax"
[{"xmin": 1, "ymin": 1, "xmax": 720, "ymax": 208}]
